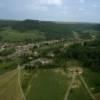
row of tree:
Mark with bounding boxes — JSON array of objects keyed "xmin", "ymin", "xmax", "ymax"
[{"xmin": 65, "ymin": 40, "xmax": 100, "ymax": 71}]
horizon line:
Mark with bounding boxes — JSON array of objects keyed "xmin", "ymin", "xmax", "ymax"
[{"xmin": 0, "ymin": 18, "xmax": 100, "ymax": 24}]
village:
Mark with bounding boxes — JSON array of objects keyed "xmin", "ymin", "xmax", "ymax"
[{"xmin": 0, "ymin": 38, "xmax": 99, "ymax": 100}]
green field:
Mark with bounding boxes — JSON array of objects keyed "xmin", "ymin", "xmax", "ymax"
[
  {"xmin": 83, "ymin": 68, "xmax": 100, "ymax": 93},
  {"xmin": 68, "ymin": 85, "xmax": 92, "ymax": 100},
  {"xmin": 0, "ymin": 28, "xmax": 45, "ymax": 42},
  {"xmin": 0, "ymin": 64, "xmax": 100, "ymax": 100},
  {"xmin": 22, "ymin": 68, "xmax": 69, "ymax": 100}
]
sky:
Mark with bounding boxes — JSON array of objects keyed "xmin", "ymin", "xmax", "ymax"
[{"xmin": 0, "ymin": 0, "xmax": 100, "ymax": 23}]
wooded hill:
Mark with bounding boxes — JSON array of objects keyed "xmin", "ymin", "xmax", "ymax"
[{"xmin": 0, "ymin": 19, "xmax": 100, "ymax": 42}]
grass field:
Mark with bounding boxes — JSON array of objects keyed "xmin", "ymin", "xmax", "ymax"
[
  {"xmin": 0, "ymin": 28, "xmax": 45, "ymax": 42},
  {"xmin": 68, "ymin": 78, "xmax": 92, "ymax": 100},
  {"xmin": 0, "ymin": 61, "xmax": 17, "ymax": 74},
  {"xmin": 22, "ymin": 68, "xmax": 69, "ymax": 100},
  {"xmin": 83, "ymin": 68, "xmax": 100, "ymax": 93},
  {"xmin": 21, "ymin": 62, "xmax": 100, "ymax": 100},
  {"xmin": 0, "ymin": 64, "xmax": 100, "ymax": 100}
]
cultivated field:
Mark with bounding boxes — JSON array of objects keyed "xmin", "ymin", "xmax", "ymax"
[
  {"xmin": 0, "ymin": 69, "xmax": 23, "ymax": 100},
  {"xmin": 22, "ymin": 68, "xmax": 69, "ymax": 100}
]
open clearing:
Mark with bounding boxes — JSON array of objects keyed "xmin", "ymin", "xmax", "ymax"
[
  {"xmin": 22, "ymin": 68, "xmax": 69, "ymax": 100},
  {"xmin": 0, "ymin": 66, "xmax": 99, "ymax": 100},
  {"xmin": 0, "ymin": 69, "xmax": 23, "ymax": 100},
  {"xmin": 22, "ymin": 67, "xmax": 96, "ymax": 100},
  {"xmin": 68, "ymin": 78, "xmax": 92, "ymax": 100}
]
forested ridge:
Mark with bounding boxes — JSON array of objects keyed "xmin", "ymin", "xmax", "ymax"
[{"xmin": 0, "ymin": 19, "xmax": 100, "ymax": 42}]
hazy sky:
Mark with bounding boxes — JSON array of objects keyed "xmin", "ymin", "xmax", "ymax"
[{"xmin": 0, "ymin": 0, "xmax": 100, "ymax": 22}]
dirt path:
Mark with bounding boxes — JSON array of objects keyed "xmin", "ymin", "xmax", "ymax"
[
  {"xmin": 25, "ymin": 70, "xmax": 40, "ymax": 97},
  {"xmin": 18, "ymin": 65, "xmax": 26, "ymax": 100},
  {"xmin": 80, "ymin": 75, "xmax": 96, "ymax": 100},
  {"xmin": 64, "ymin": 74, "xmax": 76, "ymax": 100}
]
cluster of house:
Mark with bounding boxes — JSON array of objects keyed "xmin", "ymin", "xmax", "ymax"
[
  {"xmin": 0, "ymin": 43, "xmax": 11, "ymax": 52},
  {"xmin": 67, "ymin": 67, "xmax": 83, "ymax": 76},
  {"xmin": 0, "ymin": 40, "xmax": 61, "ymax": 68},
  {"xmin": 24, "ymin": 58, "xmax": 53, "ymax": 69}
]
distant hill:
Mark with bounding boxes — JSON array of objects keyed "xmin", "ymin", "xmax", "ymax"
[
  {"xmin": 0, "ymin": 19, "xmax": 100, "ymax": 42},
  {"xmin": 12, "ymin": 19, "xmax": 40, "ymax": 32},
  {"xmin": 0, "ymin": 20, "xmax": 20, "ymax": 29}
]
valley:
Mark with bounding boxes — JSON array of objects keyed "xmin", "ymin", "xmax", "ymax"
[{"xmin": 0, "ymin": 20, "xmax": 100, "ymax": 100}]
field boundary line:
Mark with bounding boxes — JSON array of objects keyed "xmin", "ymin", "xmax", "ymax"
[
  {"xmin": 64, "ymin": 74, "xmax": 76, "ymax": 100},
  {"xmin": 80, "ymin": 75, "xmax": 96, "ymax": 100},
  {"xmin": 25, "ymin": 70, "xmax": 40, "ymax": 97},
  {"xmin": 18, "ymin": 65, "xmax": 26, "ymax": 100}
]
